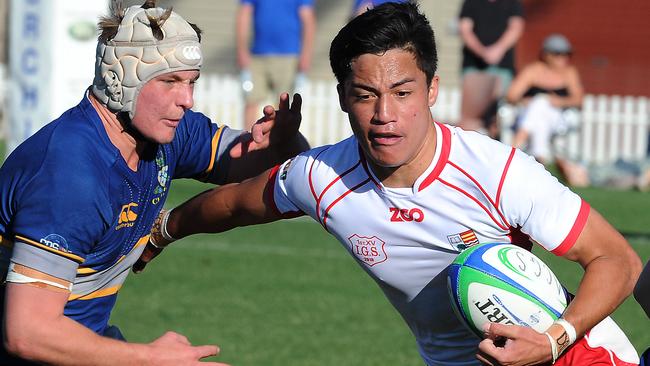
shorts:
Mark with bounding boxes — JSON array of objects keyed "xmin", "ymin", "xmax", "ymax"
[
  {"xmin": 462, "ymin": 66, "xmax": 513, "ymax": 96},
  {"xmin": 247, "ymin": 55, "xmax": 299, "ymax": 104}
]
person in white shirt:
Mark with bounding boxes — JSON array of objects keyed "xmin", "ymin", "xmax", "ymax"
[{"xmin": 135, "ymin": 3, "xmax": 642, "ymax": 365}]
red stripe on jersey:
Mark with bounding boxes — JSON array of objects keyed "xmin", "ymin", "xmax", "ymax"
[
  {"xmin": 315, "ymin": 160, "xmax": 362, "ymax": 226},
  {"xmin": 308, "ymin": 148, "xmax": 329, "ymax": 202},
  {"xmin": 438, "ymin": 178, "xmax": 510, "ymax": 231},
  {"xmin": 552, "ymin": 200, "xmax": 591, "ymax": 256},
  {"xmin": 419, "ymin": 122, "xmax": 452, "ymax": 192},
  {"xmin": 358, "ymin": 145, "xmax": 381, "ymax": 188},
  {"xmin": 322, "ymin": 178, "xmax": 372, "ymax": 231},
  {"xmin": 448, "ymin": 161, "xmax": 510, "ymax": 228},
  {"xmin": 496, "ymin": 147, "xmax": 516, "ymax": 206},
  {"xmin": 555, "ymin": 335, "xmax": 638, "ymax": 366},
  {"xmin": 266, "ymin": 165, "xmax": 282, "ymax": 216},
  {"xmin": 267, "ymin": 165, "xmax": 305, "ymax": 219}
]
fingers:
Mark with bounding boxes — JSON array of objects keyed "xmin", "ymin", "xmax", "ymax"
[
  {"xmin": 132, "ymin": 243, "xmax": 164, "ymax": 274},
  {"xmin": 194, "ymin": 344, "xmax": 219, "ymax": 359},
  {"xmin": 290, "ymin": 93, "xmax": 302, "ymax": 115},
  {"xmin": 278, "ymin": 92, "xmax": 290, "ymax": 111},
  {"xmin": 483, "ymin": 322, "xmax": 521, "ymax": 340}
]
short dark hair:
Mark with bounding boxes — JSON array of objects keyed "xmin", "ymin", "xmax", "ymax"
[{"xmin": 329, "ymin": 1, "xmax": 437, "ymax": 85}]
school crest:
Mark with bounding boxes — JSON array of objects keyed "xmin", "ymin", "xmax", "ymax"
[
  {"xmin": 447, "ymin": 229, "xmax": 480, "ymax": 251},
  {"xmin": 347, "ymin": 234, "xmax": 387, "ymax": 267}
]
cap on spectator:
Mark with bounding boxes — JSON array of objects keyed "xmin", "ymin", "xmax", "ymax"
[{"xmin": 542, "ymin": 34, "xmax": 572, "ymax": 54}]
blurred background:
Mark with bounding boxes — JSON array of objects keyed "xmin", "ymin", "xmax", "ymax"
[{"xmin": 0, "ymin": 1, "xmax": 649, "ymax": 364}]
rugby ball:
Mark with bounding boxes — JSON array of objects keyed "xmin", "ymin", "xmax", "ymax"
[{"xmin": 447, "ymin": 243, "xmax": 569, "ymax": 337}]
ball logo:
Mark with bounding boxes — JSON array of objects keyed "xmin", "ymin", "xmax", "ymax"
[
  {"xmin": 347, "ymin": 234, "xmax": 387, "ymax": 267},
  {"xmin": 389, "ymin": 207, "xmax": 424, "ymax": 222},
  {"xmin": 181, "ymin": 45, "xmax": 201, "ymax": 61}
]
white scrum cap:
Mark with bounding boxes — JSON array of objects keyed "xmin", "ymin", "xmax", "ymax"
[{"xmin": 92, "ymin": 1, "xmax": 203, "ymax": 119}]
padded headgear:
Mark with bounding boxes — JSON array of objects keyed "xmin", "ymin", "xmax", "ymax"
[{"xmin": 92, "ymin": 4, "xmax": 202, "ymax": 119}]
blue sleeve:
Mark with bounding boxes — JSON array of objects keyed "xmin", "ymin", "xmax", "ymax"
[
  {"xmin": 169, "ymin": 110, "xmax": 243, "ymax": 185},
  {"xmin": 8, "ymin": 136, "xmax": 112, "ymax": 281},
  {"xmin": 300, "ymin": 0, "xmax": 314, "ymax": 6}
]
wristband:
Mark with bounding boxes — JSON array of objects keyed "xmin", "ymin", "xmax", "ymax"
[
  {"xmin": 159, "ymin": 208, "xmax": 177, "ymax": 242},
  {"xmin": 554, "ymin": 318, "xmax": 578, "ymax": 344},
  {"xmin": 544, "ymin": 331, "xmax": 559, "ymax": 364},
  {"xmin": 149, "ymin": 209, "xmax": 176, "ymax": 248}
]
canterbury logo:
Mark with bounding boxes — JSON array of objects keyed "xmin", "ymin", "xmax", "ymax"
[
  {"xmin": 181, "ymin": 45, "xmax": 201, "ymax": 60},
  {"xmin": 116, "ymin": 203, "xmax": 138, "ymax": 230},
  {"xmin": 389, "ymin": 207, "xmax": 424, "ymax": 222}
]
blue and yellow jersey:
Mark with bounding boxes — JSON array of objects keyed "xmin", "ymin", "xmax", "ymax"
[{"xmin": 0, "ymin": 92, "xmax": 241, "ymax": 335}]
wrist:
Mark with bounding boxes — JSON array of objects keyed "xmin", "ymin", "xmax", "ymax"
[
  {"xmin": 544, "ymin": 318, "xmax": 579, "ymax": 363},
  {"xmin": 150, "ymin": 209, "xmax": 177, "ymax": 248}
]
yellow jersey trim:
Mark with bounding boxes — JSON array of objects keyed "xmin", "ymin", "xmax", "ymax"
[
  {"xmin": 204, "ymin": 126, "xmax": 225, "ymax": 175},
  {"xmin": 69, "ymin": 285, "xmax": 121, "ymax": 301}
]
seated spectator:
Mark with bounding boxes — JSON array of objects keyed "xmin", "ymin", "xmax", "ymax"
[{"xmin": 507, "ymin": 34, "xmax": 584, "ymax": 164}]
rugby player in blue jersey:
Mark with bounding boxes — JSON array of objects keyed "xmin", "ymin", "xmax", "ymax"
[{"xmin": 0, "ymin": 1, "xmax": 307, "ymax": 365}]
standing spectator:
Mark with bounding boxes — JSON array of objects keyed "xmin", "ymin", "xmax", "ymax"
[
  {"xmin": 458, "ymin": 0, "xmax": 524, "ymax": 139},
  {"xmin": 237, "ymin": 0, "xmax": 316, "ymax": 130},
  {"xmin": 352, "ymin": 0, "xmax": 406, "ymax": 17}
]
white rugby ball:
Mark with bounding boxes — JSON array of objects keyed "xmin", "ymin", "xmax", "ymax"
[{"xmin": 447, "ymin": 242, "xmax": 569, "ymax": 337}]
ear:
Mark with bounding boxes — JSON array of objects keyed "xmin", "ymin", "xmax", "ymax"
[
  {"xmin": 427, "ymin": 75, "xmax": 440, "ymax": 108},
  {"xmin": 337, "ymin": 83, "xmax": 349, "ymax": 113}
]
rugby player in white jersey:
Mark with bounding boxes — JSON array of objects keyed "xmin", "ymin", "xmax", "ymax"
[{"xmin": 136, "ymin": 2, "xmax": 642, "ymax": 365}]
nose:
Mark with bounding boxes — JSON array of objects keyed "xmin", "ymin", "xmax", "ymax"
[
  {"xmin": 177, "ymin": 83, "xmax": 194, "ymax": 110},
  {"xmin": 374, "ymin": 94, "xmax": 396, "ymax": 123}
]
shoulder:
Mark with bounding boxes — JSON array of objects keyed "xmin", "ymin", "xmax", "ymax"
[
  {"xmin": 281, "ymin": 137, "xmax": 359, "ymax": 183},
  {"xmin": 446, "ymin": 125, "xmax": 517, "ymax": 177}
]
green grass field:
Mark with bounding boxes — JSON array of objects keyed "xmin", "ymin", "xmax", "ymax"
[{"xmin": 109, "ymin": 179, "xmax": 650, "ymax": 365}]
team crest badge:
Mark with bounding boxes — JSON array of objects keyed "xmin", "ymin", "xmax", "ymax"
[
  {"xmin": 347, "ymin": 234, "xmax": 387, "ymax": 267},
  {"xmin": 447, "ymin": 229, "xmax": 480, "ymax": 251}
]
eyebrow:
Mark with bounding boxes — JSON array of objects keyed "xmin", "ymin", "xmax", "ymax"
[
  {"xmin": 350, "ymin": 78, "xmax": 416, "ymax": 92},
  {"xmin": 160, "ymin": 74, "xmax": 200, "ymax": 82}
]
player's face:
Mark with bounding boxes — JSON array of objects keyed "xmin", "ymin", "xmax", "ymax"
[
  {"xmin": 132, "ymin": 70, "xmax": 199, "ymax": 144},
  {"xmin": 338, "ymin": 48, "xmax": 439, "ymax": 183}
]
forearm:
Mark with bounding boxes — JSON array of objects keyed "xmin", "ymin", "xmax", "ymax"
[
  {"xmin": 459, "ymin": 20, "xmax": 485, "ymax": 56},
  {"xmin": 493, "ymin": 17, "xmax": 524, "ymax": 52},
  {"xmin": 562, "ymin": 251, "xmax": 641, "ymax": 335},
  {"xmin": 4, "ymin": 285, "xmax": 152, "ymax": 366},
  {"xmin": 168, "ymin": 174, "xmax": 276, "ymax": 240}
]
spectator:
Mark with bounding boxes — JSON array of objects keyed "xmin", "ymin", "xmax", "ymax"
[
  {"xmin": 508, "ymin": 34, "xmax": 584, "ymax": 164},
  {"xmin": 458, "ymin": 0, "xmax": 524, "ymax": 139},
  {"xmin": 352, "ymin": 0, "xmax": 406, "ymax": 17},
  {"xmin": 237, "ymin": 0, "xmax": 316, "ymax": 130}
]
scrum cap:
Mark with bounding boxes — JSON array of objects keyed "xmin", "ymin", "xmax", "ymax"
[{"xmin": 92, "ymin": 1, "xmax": 202, "ymax": 119}]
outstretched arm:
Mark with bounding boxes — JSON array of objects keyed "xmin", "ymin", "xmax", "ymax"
[
  {"xmin": 4, "ymin": 268, "xmax": 225, "ymax": 365},
  {"xmin": 134, "ymin": 168, "xmax": 283, "ymax": 272}
]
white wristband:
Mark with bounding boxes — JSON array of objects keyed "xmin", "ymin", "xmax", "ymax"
[
  {"xmin": 554, "ymin": 318, "xmax": 578, "ymax": 344},
  {"xmin": 545, "ymin": 331, "xmax": 559, "ymax": 364},
  {"xmin": 160, "ymin": 208, "xmax": 177, "ymax": 242}
]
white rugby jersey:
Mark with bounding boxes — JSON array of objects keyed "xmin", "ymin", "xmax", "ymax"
[{"xmin": 270, "ymin": 122, "xmax": 590, "ymax": 365}]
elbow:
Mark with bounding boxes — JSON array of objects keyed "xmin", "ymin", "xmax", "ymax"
[
  {"xmin": 626, "ymin": 250, "xmax": 643, "ymax": 295},
  {"xmin": 4, "ymin": 331, "xmax": 36, "ymax": 361}
]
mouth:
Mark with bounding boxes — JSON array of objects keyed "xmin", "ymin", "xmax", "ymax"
[
  {"xmin": 369, "ymin": 132, "xmax": 403, "ymax": 146},
  {"xmin": 163, "ymin": 118, "xmax": 181, "ymax": 128}
]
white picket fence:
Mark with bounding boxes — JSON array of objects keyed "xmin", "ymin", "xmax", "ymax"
[
  {"xmin": 195, "ymin": 74, "xmax": 649, "ymax": 164},
  {"xmin": 0, "ymin": 71, "xmax": 647, "ymax": 164}
]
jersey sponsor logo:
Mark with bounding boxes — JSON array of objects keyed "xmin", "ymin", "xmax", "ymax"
[
  {"xmin": 39, "ymin": 234, "xmax": 71, "ymax": 253},
  {"xmin": 389, "ymin": 207, "xmax": 424, "ymax": 222},
  {"xmin": 447, "ymin": 229, "xmax": 479, "ymax": 251},
  {"xmin": 347, "ymin": 234, "xmax": 387, "ymax": 267},
  {"xmin": 279, "ymin": 158, "xmax": 295, "ymax": 181},
  {"xmin": 116, "ymin": 203, "xmax": 138, "ymax": 230}
]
